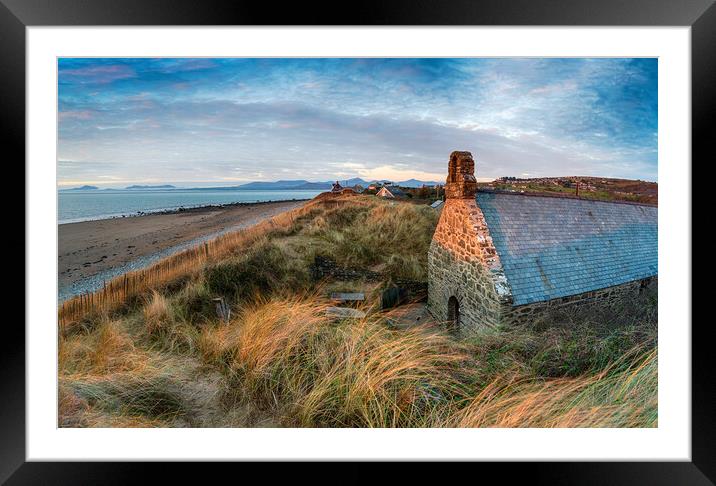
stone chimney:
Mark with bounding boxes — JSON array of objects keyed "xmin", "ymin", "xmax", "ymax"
[
  {"xmin": 444, "ymin": 151, "xmax": 477, "ymax": 199},
  {"xmin": 427, "ymin": 150, "xmax": 512, "ymax": 334}
]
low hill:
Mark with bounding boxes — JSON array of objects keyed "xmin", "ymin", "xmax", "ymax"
[
  {"xmin": 484, "ymin": 176, "xmax": 658, "ymax": 205},
  {"xmin": 62, "ymin": 185, "xmax": 99, "ymax": 191}
]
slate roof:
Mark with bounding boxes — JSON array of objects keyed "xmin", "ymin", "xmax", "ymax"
[
  {"xmin": 476, "ymin": 192, "xmax": 657, "ymax": 306},
  {"xmin": 378, "ymin": 186, "xmax": 405, "ymax": 197}
]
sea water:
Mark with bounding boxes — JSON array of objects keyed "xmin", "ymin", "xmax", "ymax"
[{"xmin": 58, "ymin": 189, "xmax": 323, "ymax": 224}]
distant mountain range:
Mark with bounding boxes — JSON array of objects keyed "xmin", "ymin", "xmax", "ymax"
[
  {"xmin": 397, "ymin": 178, "xmax": 442, "ymax": 188},
  {"xmin": 205, "ymin": 178, "xmax": 441, "ymax": 190},
  {"xmin": 125, "ymin": 184, "xmax": 176, "ymax": 190},
  {"xmin": 61, "ymin": 178, "xmax": 441, "ymax": 192}
]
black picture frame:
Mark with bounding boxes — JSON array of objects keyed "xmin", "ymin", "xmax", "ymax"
[{"xmin": 5, "ymin": 0, "xmax": 710, "ymax": 482}]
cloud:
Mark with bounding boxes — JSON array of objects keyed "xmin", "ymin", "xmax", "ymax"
[
  {"xmin": 59, "ymin": 63, "xmax": 136, "ymax": 84},
  {"xmin": 59, "ymin": 110, "xmax": 94, "ymax": 121},
  {"xmin": 353, "ymin": 165, "xmax": 446, "ymax": 182},
  {"xmin": 57, "ymin": 58, "xmax": 658, "ymax": 186}
]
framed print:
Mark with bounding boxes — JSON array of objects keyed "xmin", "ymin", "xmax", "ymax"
[{"xmin": 6, "ymin": 0, "xmax": 712, "ymax": 481}]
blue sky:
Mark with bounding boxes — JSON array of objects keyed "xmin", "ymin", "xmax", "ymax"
[{"xmin": 58, "ymin": 58, "xmax": 657, "ymax": 187}]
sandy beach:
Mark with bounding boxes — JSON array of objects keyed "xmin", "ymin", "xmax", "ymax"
[{"xmin": 58, "ymin": 199, "xmax": 307, "ymax": 298}]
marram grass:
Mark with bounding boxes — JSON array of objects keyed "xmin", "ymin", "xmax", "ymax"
[
  {"xmin": 194, "ymin": 296, "xmax": 656, "ymax": 428},
  {"xmin": 57, "ymin": 195, "xmax": 657, "ymax": 428}
]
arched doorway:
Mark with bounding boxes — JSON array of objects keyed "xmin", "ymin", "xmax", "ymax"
[{"xmin": 447, "ymin": 296, "xmax": 460, "ymax": 332}]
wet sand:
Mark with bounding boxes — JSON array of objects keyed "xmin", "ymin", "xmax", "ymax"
[{"xmin": 58, "ymin": 200, "xmax": 307, "ymax": 298}]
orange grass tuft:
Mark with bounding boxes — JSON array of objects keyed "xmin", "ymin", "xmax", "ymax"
[
  {"xmin": 59, "ymin": 318, "xmax": 150, "ymax": 375},
  {"xmin": 199, "ymin": 295, "xmax": 477, "ymax": 427},
  {"xmin": 447, "ymin": 347, "xmax": 657, "ymax": 428}
]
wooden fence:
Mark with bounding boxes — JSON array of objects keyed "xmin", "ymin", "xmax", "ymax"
[{"xmin": 58, "ymin": 199, "xmax": 321, "ymax": 329}]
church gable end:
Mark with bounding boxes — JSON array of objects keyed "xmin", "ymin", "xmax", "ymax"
[{"xmin": 427, "ymin": 151, "xmax": 511, "ymax": 334}]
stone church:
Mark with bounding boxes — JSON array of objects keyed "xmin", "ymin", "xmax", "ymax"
[{"xmin": 427, "ymin": 151, "xmax": 657, "ymax": 333}]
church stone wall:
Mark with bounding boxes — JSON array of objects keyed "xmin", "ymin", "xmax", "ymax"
[
  {"xmin": 427, "ymin": 152, "xmax": 512, "ymax": 336},
  {"xmin": 499, "ymin": 276, "xmax": 657, "ymax": 327},
  {"xmin": 427, "ymin": 239, "xmax": 504, "ymax": 333}
]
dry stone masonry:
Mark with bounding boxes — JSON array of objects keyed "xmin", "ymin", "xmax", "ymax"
[{"xmin": 427, "ymin": 151, "xmax": 658, "ymax": 336}]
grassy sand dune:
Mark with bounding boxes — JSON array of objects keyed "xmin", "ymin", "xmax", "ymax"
[{"xmin": 58, "ymin": 195, "xmax": 657, "ymax": 428}]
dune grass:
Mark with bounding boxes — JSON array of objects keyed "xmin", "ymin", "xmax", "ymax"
[
  {"xmin": 292, "ymin": 199, "xmax": 438, "ymax": 280},
  {"xmin": 58, "ymin": 314, "xmax": 186, "ymax": 427},
  {"xmin": 192, "ymin": 295, "xmax": 656, "ymax": 428},
  {"xmin": 197, "ymin": 296, "xmax": 477, "ymax": 427},
  {"xmin": 448, "ymin": 347, "xmax": 657, "ymax": 428},
  {"xmin": 58, "ymin": 194, "xmax": 657, "ymax": 428}
]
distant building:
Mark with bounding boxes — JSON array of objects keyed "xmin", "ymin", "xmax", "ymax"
[
  {"xmin": 428, "ymin": 151, "xmax": 657, "ymax": 335},
  {"xmin": 331, "ymin": 181, "xmax": 343, "ymax": 193},
  {"xmin": 376, "ymin": 186, "xmax": 405, "ymax": 199}
]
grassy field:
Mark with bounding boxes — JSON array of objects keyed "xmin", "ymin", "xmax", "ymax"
[
  {"xmin": 58, "ymin": 194, "xmax": 657, "ymax": 428},
  {"xmin": 481, "ymin": 176, "xmax": 658, "ymax": 205}
]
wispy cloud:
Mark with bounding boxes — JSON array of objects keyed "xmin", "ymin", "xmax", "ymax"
[{"xmin": 58, "ymin": 58, "xmax": 657, "ymax": 187}]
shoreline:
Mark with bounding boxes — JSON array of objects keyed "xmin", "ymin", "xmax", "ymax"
[
  {"xmin": 58, "ymin": 197, "xmax": 313, "ymax": 225},
  {"xmin": 58, "ymin": 199, "xmax": 308, "ymax": 300}
]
